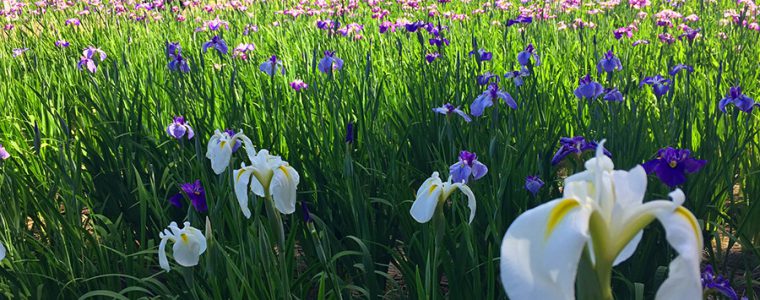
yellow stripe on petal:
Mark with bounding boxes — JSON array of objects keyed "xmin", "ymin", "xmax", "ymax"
[
  {"xmin": 279, "ymin": 165, "xmax": 290, "ymax": 179},
  {"xmin": 236, "ymin": 169, "xmax": 246, "ymax": 181},
  {"xmin": 675, "ymin": 206, "xmax": 701, "ymax": 244},
  {"xmin": 219, "ymin": 141, "xmax": 227, "ymax": 149},
  {"xmin": 545, "ymin": 199, "xmax": 580, "ymax": 240},
  {"xmin": 180, "ymin": 233, "xmax": 189, "ymax": 244}
]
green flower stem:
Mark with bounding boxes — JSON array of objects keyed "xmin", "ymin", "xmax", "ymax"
[
  {"xmin": 264, "ymin": 194, "xmax": 286, "ymax": 250},
  {"xmin": 588, "ymin": 211, "xmax": 614, "ymax": 300}
]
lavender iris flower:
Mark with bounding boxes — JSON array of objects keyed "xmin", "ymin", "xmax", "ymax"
[
  {"xmin": 719, "ymin": 86, "xmax": 758, "ymax": 113},
  {"xmin": 166, "ymin": 42, "xmax": 181, "ymax": 58},
  {"xmin": 449, "ymin": 150, "xmax": 488, "ymax": 183},
  {"xmin": 318, "ymin": 51, "xmax": 344, "ymax": 74},
  {"xmin": 259, "ymin": 55, "xmax": 285, "ymax": 76},
  {"xmin": 202, "ymin": 36, "xmax": 228, "ymax": 55},
  {"xmin": 65, "ymin": 18, "xmax": 80, "ymax": 26},
  {"xmin": 602, "ymin": 87, "xmax": 624, "ymax": 102},
  {"xmin": 507, "ymin": 15, "xmax": 532, "ymax": 26},
  {"xmin": 517, "ymin": 44, "xmax": 540, "ymax": 66},
  {"xmin": 469, "ymin": 48, "xmax": 493, "ymax": 61},
  {"xmin": 290, "ymin": 79, "xmax": 308, "ymax": 91},
  {"xmin": 477, "ymin": 72, "xmax": 498, "ymax": 85},
  {"xmin": 551, "ymin": 136, "xmax": 612, "ymax": 165},
  {"xmin": 597, "ymin": 50, "xmax": 623, "ymax": 73},
  {"xmin": 642, "ymin": 147, "xmax": 706, "ymax": 187},
  {"xmin": 166, "ymin": 116, "xmax": 194, "ymax": 140},
  {"xmin": 168, "ymin": 180, "xmax": 208, "ymax": 212},
  {"xmin": 524, "ymin": 175, "xmax": 544, "ymax": 196},
  {"xmin": 12, "ymin": 48, "xmax": 29, "ymax": 58},
  {"xmin": 701, "ymin": 265, "xmax": 739, "ymax": 300},
  {"xmin": 669, "ymin": 64, "xmax": 694, "ymax": 76},
  {"xmin": 55, "ymin": 40, "xmax": 70, "ymax": 48},
  {"xmin": 77, "ymin": 46, "xmax": 107, "ymax": 73},
  {"xmin": 433, "ymin": 103, "xmax": 472, "ymax": 122},
  {"xmin": 574, "ymin": 74, "xmax": 604, "ymax": 100},
  {"xmin": 470, "ymin": 83, "xmax": 517, "ymax": 117},
  {"xmin": 168, "ymin": 53, "xmax": 190, "ymax": 72},
  {"xmin": 425, "ymin": 52, "xmax": 440, "ymax": 63},
  {"xmin": 0, "ymin": 144, "xmax": 9, "ymax": 160},
  {"xmin": 429, "ymin": 36, "xmax": 450, "ymax": 47},
  {"xmin": 640, "ymin": 75, "xmax": 672, "ymax": 97},
  {"xmin": 504, "ymin": 67, "xmax": 530, "ymax": 87}
]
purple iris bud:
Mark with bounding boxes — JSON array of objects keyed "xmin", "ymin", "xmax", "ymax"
[
  {"xmin": 345, "ymin": 121, "xmax": 356, "ymax": 144},
  {"xmin": 404, "ymin": 21, "xmax": 425, "ymax": 32},
  {"xmin": 642, "ymin": 147, "xmax": 706, "ymax": 187},
  {"xmin": 425, "ymin": 52, "xmax": 440, "ymax": 63},
  {"xmin": 701, "ymin": 265, "xmax": 739, "ymax": 300},
  {"xmin": 574, "ymin": 74, "xmax": 604, "ymax": 100},
  {"xmin": 602, "ymin": 87, "xmax": 624, "ymax": 102},
  {"xmin": 507, "ymin": 15, "xmax": 532, "ymax": 26},
  {"xmin": 166, "ymin": 41, "xmax": 181, "ymax": 58},
  {"xmin": 517, "ymin": 44, "xmax": 540, "ymax": 66},
  {"xmin": 202, "ymin": 35, "xmax": 228, "ymax": 55},
  {"xmin": 524, "ymin": 175, "xmax": 544, "ymax": 196},
  {"xmin": 504, "ymin": 67, "xmax": 530, "ymax": 87},
  {"xmin": 168, "ymin": 193, "xmax": 183, "ymax": 208},
  {"xmin": 640, "ymin": 75, "xmax": 672, "ymax": 97},
  {"xmin": 55, "ymin": 40, "xmax": 70, "ymax": 48},
  {"xmin": 597, "ymin": 49, "xmax": 623, "ymax": 73},
  {"xmin": 429, "ymin": 37, "xmax": 449, "ymax": 47},
  {"xmin": 470, "ymin": 83, "xmax": 517, "ymax": 117},
  {"xmin": 290, "ymin": 79, "xmax": 308, "ymax": 91},
  {"xmin": 669, "ymin": 64, "xmax": 694, "ymax": 76},
  {"xmin": 224, "ymin": 129, "xmax": 242, "ymax": 152},
  {"xmin": 477, "ymin": 72, "xmax": 498, "ymax": 85},
  {"xmin": 632, "ymin": 39, "xmax": 650, "ymax": 46},
  {"xmin": 551, "ymin": 136, "xmax": 612, "ymax": 165},
  {"xmin": 433, "ymin": 103, "xmax": 472, "ymax": 122},
  {"xmin": 259, "ymin": 55, "xmax": 285, "ymax": 76},
  {"xmin": 379, "ymin": 22, "xmax": 391, "ymax": 33},
  {"xmin": 301, "ymin": 201, "xmax": 313, "ymax": 223},
  {"xmin": 318, "ymin": 51, "xmax": 344, "ymax": 74},
  {"xmin": 719, "ymin": 86, "xmax": 757, "ymax": 113},
  {"xmin": 449, "ymin": 150, "xmax": 488, "ymax": 183},
  {"xmin": 166, "ymin": 116, "xmax": 194, "ymax": 140},
  {"xmin": 77, "ymin": 46, "xmax": 106, "ymax": 73},
  {"xmin": 469, "ymin": 48, "xmax": 492, "ymax": 61},
  {"xmin": 0, "ymin": 144, "xmax": 9, "ymax": 160},
  {"xmin": 678, "ymin": 27, "xmax": 700, "ymax": 41},
  {"xmin": 12, "ymin": 48, "xmax": 29, "ymax": 58},
  {"xmin": 180, "ymin": 180, "xmax": 208, "ymax": 212}
]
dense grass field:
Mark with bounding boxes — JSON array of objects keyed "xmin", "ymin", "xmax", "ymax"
[{"xmin": 1, "ymin": 0, "xmax": 760, "ymax": 298}]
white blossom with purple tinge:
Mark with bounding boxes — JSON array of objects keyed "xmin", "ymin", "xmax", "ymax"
[
  {"xmin": 259, "ymin": 55, "xmax": 285, "ymax": 76},
  {"xmin": 233, "ymin": 43, "xmax": 255, "ymax": 60},
  {"xmin": 410, "ymin": 171, "xmax": 477, "ymax": 224},
  {"xmin": 77, "ymin": 46, "xmax": 107, "ymax": 73},
  {"xmin": 0, "ymin": 144, "xmax": 9, "ymax": 160},
  {"xmin": 166, "ymin": 116, "xmax": 194, "ymax": 140},
  {"xmin": 206, "ymin": 129, "xmax": 253, "ymax": 174},
  {"xmin": 449, "ymin": 151, "xmax": 488, "ymax": 183},
  {"xmin": 318, "ymin": 51, "xmax": 344, "ymax": 74},
  {"xmin": 471, "ymin": 83, "xmax": 517, "ymax": 117},
  {"xmin": 12, "ymin": 48, "xmax": 28, "ymax": 58},
  {"xmin": 433, "ymin": 103, "xmax": 472, "ymax": 122}
]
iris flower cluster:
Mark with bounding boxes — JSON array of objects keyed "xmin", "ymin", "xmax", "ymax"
[{"xmin": 166, "ymin": 42, "xmax": 190, "ymax": 72}]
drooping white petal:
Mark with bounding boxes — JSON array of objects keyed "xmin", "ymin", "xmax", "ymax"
[
  {"xmin": 410, "ymin": 181, "xmax": 443, "ymax": 224},
  {"xmin": 415, "ymin": 172, "xmax": 441, "ymax": 196},
  {"xmin": 451, "ymin": 182, "xmax": 477, "ymax": 224},
  {"xmin": 172, "ymin": 226, "xmax": 207, "ymax": 267},
  {"xmin": 610, "ymin": 166, "xmax": 648, "ymax": 266},
  {"xmin": 209, "ymin": 142, "xmax": 232, "ymax": 174},
  {"xmin": 234, "ymin": 166, "xmax": 254, "ymax": 218},
  {"xmin": 238, "ymin": 135, "xmax": 256, "ymax": 163},
  {"xmin": 158, "ymin": 234, "xmax": 170, "ymax": 272},
  {"xmin": 654, "ymin": 197, "xmax": 702, "ymax": 300},
  {"xmin": 270, "ymin": 164, "xmax": 299, "ymax": 214},
  {"xmin": 500, "ymin": 198, "xmax": 591, "ymax": 300}
]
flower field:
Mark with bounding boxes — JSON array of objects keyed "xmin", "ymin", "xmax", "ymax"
[{"xmin": 1, "ymin": 0, "xmax": 760, "ymax": 298}]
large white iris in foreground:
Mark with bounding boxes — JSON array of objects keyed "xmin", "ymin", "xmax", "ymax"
[{"xmin": 500, "ymin": 142, "xmax": 703, "ymax": 300}]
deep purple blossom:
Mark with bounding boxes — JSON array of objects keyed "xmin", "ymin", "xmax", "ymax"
[
  {"xmin": 469, "ymin": 48, "xmax": 492, "ymax": 61},
  {"xmin": 290, "ymin": 79, "xmax": 308, "ymax": 91},
  {"xmin": 719, "ymin": 86, "xmax": 757, "ymax": 113},
  {"xmin": 166, "ymin": 42, "xmax": 181, "ymax": 58},
  {"xmin": 640, "ymin": 75, "xmax": 672, "ymax": 97},
  {"xmin": 404, "ymin": 21, "xmax": 426, "ymax": 32},
  {"xmin": 301, "ymin": 201, "xmax": 313, "ymax": 223},
  {"xmin": 168, "ymin": 180, "xmax": 208, "ymax": 212},
  {"xmin": 470, "ymin": 83, "xmax": 517, "ymax": 117},
  {"xmin": 425, "ymin": 52, "xmax": 440, "ymax": 63},
  {"xmin": 168, "ymin": 53, "xmax": 190, "ymax": 72},
  {"xmin": 55, "ymin": 40, "xmax": 70, "ymax": 48},
  {"xmin": 597, "ymin": 50, "xmax": 623, "ymax": 73},
  {"xmin": 525, "ymin": 176, "xmax": 544, "ymax": 196},
  {"xmin": 507, "ymin": 15, "xmax": 532, "ymax": 26},
  {"xmin": 449, "ymin": 150, "xmax": 488, "ymax": 183},
  {"xmin": 202, "ymin": 36, "xmax": 228, "ymax": 55},
  {"xmin": 477, "ymin": 72, "xmax": 499, "ymax": 85},
  {"xmin": 318, "ymin": 51, "xmax": 344, "ymax": 74},
  {"xmin": 517, "ymin": 44, "xmax": 540, "ymax": 66},
  {"xmin": 574, "ymin": 74, "xmax": 604, "ymax": 100},
  {"xmin": 345, "ymin": 121, "xmax": 356, "ymax": 144},
  {"xmin": 433, "ymin": 103, "xmax": 472, "ymax": 122},
  {"xmin": 551, "ymin": 136, "xmax": 612, "ymax": 165},
  {"xmin": 259, "ymin": 55, "xmax": 285, "ymax": 76},
  {"xmin": 0, "ymin": 144, "xmax": 9, "ymax": 160},
  {"xmin": 614, "ymin": 27, "xmax": 634, "ymax": 39},
  {"xmin": 669, "ymin": 64, "xmax": 694, "ymax": 76},
  {"xmin": 701, "ymin": 265, "xmax": 739, "ymax": 300},
  {"xmin": 504, "ymin": 68, "xmax": 530, "ymax": 87},
  {"xmin": 678, "ymin": 27, "xmax": 700, "ymax": 41},
  {"xmin": 429, "ymin": 36, "xmax": 450, "ymax": 47},
  {"xmin": 77, "ymin": 46, "xmax": 107, "ymax": 73},
  {"xmin": 642, "ymin": 147, "xmax": 706, "ymax": 187},
  {"xmin": 166, "ymin": 116, "xmax": 194, "ymax": 140},
  {"xmin": 603, "ymin": 87, "xmax": 624, "ymax": 102}
]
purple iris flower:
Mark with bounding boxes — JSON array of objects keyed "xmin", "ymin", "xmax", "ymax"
[
  {"xmin": 55, "ymin": 40, "xmax": 70, "ymax": 48},
  {"xmin": 429, "ymin": 36, "xmax": 450, "ymax": 47},
  {"xmin": 77, "ymin": 46, "xmax": 107, "ymax": 73},
  {"xmin": 168, "ymin": 53, "xmax": 190, "ymax": 72},
  {"xmin": 525, "ymin": 175, "xmax": 544, "ymax": 196},
  {"xmin": 504, "ymin": 67, "xmax": 530, "ymax": 87},
  {"xmin": 202, "ymin": 36, "xmax": 228, "ymax": 55},
  {"xmin": 166, "ymin": 41, "xmax": 181, "ymax": 58},
  {"xmin": 507, "ymin": 15, "xmax": 532, "ymax": 26},
  {"xmin": 168, "ymin": 180, "xmax": 208, "ymax": 212},
  {"xmin": 719, "ymin": 86, "xmax": 757, "ymax": 113},
  {"xmin": 290, "ymin": 79, "xmax": 308, "ymax": 91},
  {"xmin": 470, "ymin": 83, "xmax": 517, "ymax": 117},
  {"xmin": 640, "ymin": 75, "xmax": 672, "ymax": 97},
  {"xmin": 65, "ymin": 18, "xmax": 80, "ymax": 26},
  {"xmin": 642, "ymin": 147, "xmax": 706, "ymax": 187},
  {"xmin": 477, "ymin": 72, "xmax": 499, "ymax": 85},
  {"xmin": 603, "ymin": 87, "xmax": 624, "ymax": 102},
  {"xmin": 701, "ymin": 265, "xmax": 739, "ymax": 300},
  {"xmin": 12, "ymin": 48, "xmax": 29, "ymax": 58},
  {"xmin": 632, "ymin": 39, "xmax": 650, "ymax": 46},
  {"xmin": 517, "ymin": 44, "xmax": 540, "ymax": 66},
  {"xmin": 669, "ymin": 64, "xmax": 694, "ymax": 76},
  {"xmin": 678, "ymin": 27, "xmax": 700, "ymax": 41},
  {"xmin": 404, "ymin": 21, "xmax": 426, "ymax": 32},
  {"xmin": 259, "ymin": 55, "xmax": 285, "ymax": 76},
  {"xmin": 469, "ymin": 48, "xmax": 493, "ymax": 61},
  {"xmin": 425, "ymin": 52, "xmax": 440, "ymax": 63},
  {"xmin": 597, "ymin": 50, "xmax": 623, "ymax": 73},
  {"xmin": 551, "ymin": 136, "xmax": 612, "ymax": 165},
  {"xmin": 301, "ymin": 201, "xmax": 313, "ymax": 223},
  {"xmin": 318, "ymin": 51, "xmax": 344, "ymax": 74},
  {"xmin": 166, "ymin": 116, "xmax": 194, "ymax": 140},
  {"xmin": 574, "ymin": 74, "xmax": 604, "ymax": 100},
  {"xmin": 449, "ymin": 150, "xmax": 488, "ymax": 183},
  {"xmin": 433, "ymin": 103, "xmax": 472, "ymax": 122},
  {"xmin": 345, "ymin": 121, "xmax": 356, "ymax": 144},
  {"xmin": 0, "ymin": 144, "xmax": 9, "ymax": 160}
]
